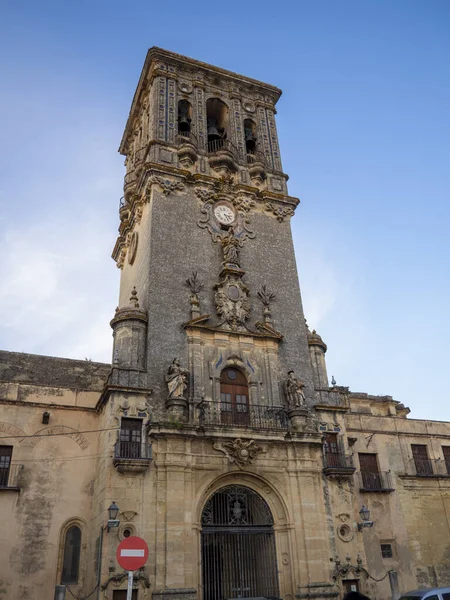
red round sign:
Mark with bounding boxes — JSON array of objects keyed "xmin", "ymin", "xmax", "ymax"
[{"xmin": 116, "ymin": 536, "xmax": 149, "ymax": 571}]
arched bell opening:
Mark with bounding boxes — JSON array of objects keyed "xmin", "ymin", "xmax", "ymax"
[
  {"xmin": 201, "ymin": 485, "xmax": 280, "ymax": 600},
  {"xmin": 178, "ymin": 100, "xmax": 192, "ymax": 136},
  {"xmin": 206, "ymin": 98, "xmax": 229, "ymax": 152},
  {"xmin": 220, "ymin": 367, "xmax": 249, "ymax": 427},
  {"xmin": 243, "ymin": 118, "xmax": 257, "ymax": 154}
]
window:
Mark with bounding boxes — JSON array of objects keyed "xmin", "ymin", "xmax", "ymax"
[
  {"xmin": 220, "ymin": 368, "xmax": 249, "ymax": 426},
  {"xmin": 381, "ymin": 543, "xmax": 393, "ymax": 558},
  {"xmin": 324, "ymin": 433, "xmax": 338, "ymax": 455},
  {"xmin": 119, "ymin": 419, "xmax": 142, "ymax": 458},
  {"xmin": 0, "ymin": 446, "xmax": 12, "ymax": 487},
  {"xmin": 411, "ymin": 444, "xmax": 433, "ymax": 476},
  {"xmin": 443, "ymin": 446, "xmax": 450, "ymax": 475},
  {"xmin": 359, "ymin": 453, "xmax": 382, "ymax": 490},
  {"xmin": 61, "ymin": 525, "xmax": 81, "ymax": 584},
  {"xmin": 113, "ymin": 591, "xmax": 138, "ymax": 599}
]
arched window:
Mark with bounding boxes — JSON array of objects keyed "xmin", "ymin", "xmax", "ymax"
[
  {"xmin": 206, "ymin": 98, "xmax": 229, "ymax": 152},
  {"xmin": 178, "ymin": 99, "xmax": 192, "ymax": 136},
  {"xmin": 243, "ymin": 118, "xmax": 257, "ymax": 154},
  {"xmin": 220, "ymin": 367, "xmax": 249, "ymax": 426},
  {"xmin": 201, "ymin": 485, "xmax": 279, "ymax": 600},
  {"xmin": 61, "ymin": 525, "xmax": 81, "ymax": 584}
]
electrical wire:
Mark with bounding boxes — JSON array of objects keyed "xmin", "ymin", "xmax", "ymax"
[{"xmin": 0, "ymin": 426, "xmax": 119, "ymax": 440}]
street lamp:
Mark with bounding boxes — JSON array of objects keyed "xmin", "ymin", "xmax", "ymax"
[
  {"xmin": 107, "ymin": 501, "xmax": 120, "ymax": 532},
  {"xmin": 358, "ymin": 505, "xmax": 374, "ymax": 531},
  {"xmin": 96, "ymin": 502, "xmax": 121, "ymax": 600}
]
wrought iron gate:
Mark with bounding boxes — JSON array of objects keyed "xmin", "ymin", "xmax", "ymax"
[{"xmin": 201, "ymin": 485, "xmax": 280, "ymax": 600}]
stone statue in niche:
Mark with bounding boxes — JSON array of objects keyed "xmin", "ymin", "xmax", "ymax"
[
  {"xmin": 165, "ymin": 358, "xmax": 189, "ymax": 399},
  {"xmin": 220, "ymin": 231, "xmax": 241, "ymax": 266},
  {"xmin": 283, "ymin": 371, "xmax": 306, "ymax": 409}
]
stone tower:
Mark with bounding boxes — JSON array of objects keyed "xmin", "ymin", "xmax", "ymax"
[
  {"xmin": 112, "ymin": 47, "xmax": 314, "ymax": 411},
  {"xmin": 99, "ymin": 48, "xmax": 336, "ymax": 600}
]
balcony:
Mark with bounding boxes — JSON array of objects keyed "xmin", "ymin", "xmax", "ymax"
[
  {"xmin": 207, "ymin": 138, "xmax": 239, "ymax": 174},
  {"xmin": 113, "ymin": 441, "xmax": 152, "ymax": 474},
  {"xmin": 358, "ymin": 470, "xmax": 394, "ymax": 492},
  {"xmin": 199, "ymin": 401, "xmax": 287, "ymax": 432},
  {"xmin": 0, "ymin": 464, "xmax": 23, "ymax": 491},
  {"xmin": 408, "ymin": 457, "xmax": 450, "ymax": 477},
  {"xmin": 323, "ymin": 451, "xmax": 355, "ymax": 479}
]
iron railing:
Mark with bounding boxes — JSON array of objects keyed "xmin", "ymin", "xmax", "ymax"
[
  {"xmin": 409, "ymin": 457, "xmax": 450, "ymax": 477},
  {"xmin": 323, "ymin": 451, "xmax": 354, "ymax": 470},
  {"xmin": 0, "ymin": 464, "xmax": 22, "ymax": 489},
  {"xmin": 246, "ymin": 149, "xmax": 267, "ymax": 165},
  {"xmin": 200, "ymin": 401, "xmax": 287, "ymax": 431},
  {"xmin": 176, "ymin": 131, "xmax": 198, "ymax": 146},
  {"xmin": 124, "ymin": 170, "xmax": 136, "ymax": 186},
  {"xmin": 359, "ymin": 470, "xmax": 394, "ymax": 492},
  {"xmin": 207, "ymin": 138, "xmax": 239, "ymax": 157},
  {"xmin": 114, "ymin": 441, "xmax": 152, "ymax": 461}
]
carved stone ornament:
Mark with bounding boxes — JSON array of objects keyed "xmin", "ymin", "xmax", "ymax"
[
  {"xmin": 150, "ymin": 175, "xmax": 185, "ymax": 196},
  {"xmin": 186, "ymin": 271, "xmax": 204, "ymax": 318},
  {"xmin": 214, "ymin": 270, "xmax": 251, "ymax": 331},
  {"xmin": 232, "ymin": 195, "xmax": 256, "ymax": 212},
  {"xmin": 214, "ymin": 438, "xmax": 265, "ymax": 468},
  {"xmin": 197, "ymin": 188, "xmax": 255, "ymax": 245},
  {"xmin": 265, "ymin": 202, "xmax": 295, "ymax": 222}
]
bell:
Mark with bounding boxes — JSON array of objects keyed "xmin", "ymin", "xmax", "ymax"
[
  {"xmin": 245, "ymin": 128, "xmax": 256, "ymax": 152},
  {"xmin": 178, "ymin": 115, "xmax": 191, "ymax": 133},
  {"xmin": 207, "ymin": 118, "xmax": 221, "ymax": 141}
]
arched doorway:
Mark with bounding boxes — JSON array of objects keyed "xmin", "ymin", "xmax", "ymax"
[{"xmin": 201, "ymin": 485, "xmax": 279, "ymax": 600}]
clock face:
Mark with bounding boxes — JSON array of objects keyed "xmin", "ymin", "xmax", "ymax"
[{"xmin": 214, "ymin": 203, "xmax": 236, "ymax": 225}]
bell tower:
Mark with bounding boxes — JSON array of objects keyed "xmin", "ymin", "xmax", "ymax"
[
  {"xmin": 112, "ymin": 47, "xmax": 314, "ymax": 416},
  {"xmin": 99, "ymin": 48, "xmax": 337, "ymax": 600}
]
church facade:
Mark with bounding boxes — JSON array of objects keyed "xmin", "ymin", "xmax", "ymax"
[{"xmin": 1, "ymin": 48, "xmax": 450, "ymax": 600}]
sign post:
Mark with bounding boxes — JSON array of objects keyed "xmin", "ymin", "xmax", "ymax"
[{"xmin": 116, "ymin": 536, "xmax": 149, "ymax": 600}]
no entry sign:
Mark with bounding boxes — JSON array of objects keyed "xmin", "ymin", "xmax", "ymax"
[{"xmin": 116, "ymin": 536, "xmax": 149, "ymax": 571}]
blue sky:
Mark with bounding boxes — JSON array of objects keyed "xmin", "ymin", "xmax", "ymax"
[{"xmin": 0, "ymin": 1, "xmax": 449, "ymax": 420}]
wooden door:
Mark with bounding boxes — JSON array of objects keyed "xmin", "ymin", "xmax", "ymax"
[
  {"xmin": 359, "ymin": 453, "xmax": 381, "ymax": 490},
  {"xmin": 412, "ymin": 444, "xmax": 432, "ymax": 475},
  {"xmin": 220, "ymin": 369, "xmax": 249, "ymax": 426},
  {"xmin": 120, "ymin": 418, "xmax": 142, "ymax": 458}
]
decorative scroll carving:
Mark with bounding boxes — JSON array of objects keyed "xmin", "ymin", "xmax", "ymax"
[
  {"xmin": 214, "ymin": 438, "xmax": 265, "ymax": 468},
  {"xmin": 150, "ymin": 176, "xmax": 184, "ymax": 196},
  {"xmin": 265, "ymin": 202, "xmax": 295, "ymax": 222}
]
